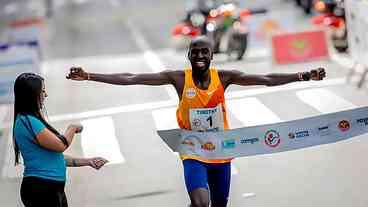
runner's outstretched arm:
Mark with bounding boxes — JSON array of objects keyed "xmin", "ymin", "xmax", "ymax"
[
  {"xmin": 66, "ymin": 67, "xmax": 177, "ymax": 86},
  {"xmin": 220, "ymin": 67, "xmax": 326, "ymax": 88}
]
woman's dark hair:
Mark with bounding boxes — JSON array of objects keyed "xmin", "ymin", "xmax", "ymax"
[{"xmin": 13, "ymin": 73, "xmax": 62, "ymax": 165}]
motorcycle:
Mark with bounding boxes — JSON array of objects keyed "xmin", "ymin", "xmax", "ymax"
[
  {"xmin": 171, "ymin": 9, "xmax": 205, "ymax": 50},
  {"xmin": 172, "ymin": 1, "xmax": 265, "ymax": 60},
  {"xmin": 312, "ymin": 0, "xmax": 348, "ymax": 52},
  {"xmin": 171, "ymin": 0, "xmax": 216, "ymax": 50},
  {"xmin": 295, "ymin": 0, "xmax": 314, "ymax": 14},
  {"xmin": 206, "ymin": 2, "xmax": 251, "ymax": 60}
]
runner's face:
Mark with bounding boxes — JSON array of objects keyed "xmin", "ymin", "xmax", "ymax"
[{"xmin": 189, "ymin": 44, "xmax": 212, "ymax": 73}]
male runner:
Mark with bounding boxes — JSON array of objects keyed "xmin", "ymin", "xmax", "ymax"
[{"xmin": 66, "ymin": 36, "xmax": 326, "ymax": 207}]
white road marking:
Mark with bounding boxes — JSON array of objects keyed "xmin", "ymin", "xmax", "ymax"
[
  {"xmin": 227, "ymin": 97, "xmax": 281, "ymax": 127},
  {"xmin": 231, "ymin": 163, "xmax": 239, "ymax": 175},
  {"xmin": 225, "ymin": 78, "xmax": 346, "ymax": 99},
  {"xmin": 0, "ymin": 105, "xmax": 21, "ymax": 178},
  {"xmin": 296, "ymin": 88, "xmax": 356, "ymax": 114},
  {"xmin": 125, "ymin": 21, "xmax": 178, "ymax": 101},
  {"xmin": 73, "ymin": 0, "xmax": 89, "ymax": 5},
  {"xmin": 152, "ymin": 107, "xmax": 179, "ymax": 130},
  {"xmin": 0, "ymin": 105, "xmax": 9, "ymax": 128},
  {"xmin": 152, "ymin": 107, "xmax": 179, "ymax": 155},
  {"xmin": 81, "ymin": 116, "xmax": 125, "ymax": 165},
  {"xmin": 212, "ymin": 48, "xmax": 270, "ymax": 62},
  {"xmin": 330, "ymin": 52, "xmax": 354, "ymax": 69},
  {"xmin": 3, "ymin": 3, "xmax": 18, "ymax": 15},
  {"xmin": 50, "ymin": 100, "xmax": 176, "ymax": 122},
  {"xmin": 48, "ymin": 78, "xmax": 347, "ymax": 122},
  {"xmin": 109, "ymin": 0, "xmax": 121, "ymax": 7},
  {"xmin": 246, "ymin": 48, "xmax": 270, "ymax": 59},
  {"xmin": 2, "ymin": 125, "xmax": 23, "ymax": 178},
  {"xmin": 242, "ymin": 192, "xmax": 256, "ymax": 198}
]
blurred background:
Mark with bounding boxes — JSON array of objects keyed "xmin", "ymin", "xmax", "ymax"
[{"xmin": 1, "ymin": 0, "xmax": 368, "ymax": 206}]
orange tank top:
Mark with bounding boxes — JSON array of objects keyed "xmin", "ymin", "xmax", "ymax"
[{"xmin": 176, "ymin": 68, "xmax": 231, "ymax": 163}]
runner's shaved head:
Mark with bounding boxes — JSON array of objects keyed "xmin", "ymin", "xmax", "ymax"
[{"xmin": 189, "ymin": 36, "xmax": 213, "ymax": 50}]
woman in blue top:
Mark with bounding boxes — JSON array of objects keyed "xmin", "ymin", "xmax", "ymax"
[{"xmin": 13, "ymin": 73, "xmax": 109, "ymax": 207}]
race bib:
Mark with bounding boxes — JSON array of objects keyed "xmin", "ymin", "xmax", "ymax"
[{"xmin": 189, "ymin": 104, "xmax": 224, "ymax": 132}]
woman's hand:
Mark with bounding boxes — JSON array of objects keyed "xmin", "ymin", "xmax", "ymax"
[
  {"xmin": 88, "ymin": 157, "xmax": 109, "ymax": 170},
  {"xmin": 68, "ymin": 124, "xmax": 83, "ymax": 134}
]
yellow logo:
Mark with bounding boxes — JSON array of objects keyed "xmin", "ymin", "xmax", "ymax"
[
  {"xmin": 182, "ymin": 139, "xmax": 195, "ymax": 146},
  {"xmin": 291, "ymin": 39, "xmax": 308, "ymax": 54},
  {"xmin": 201, "ymin": 142, "xmax": 216, "ymax": 151}
]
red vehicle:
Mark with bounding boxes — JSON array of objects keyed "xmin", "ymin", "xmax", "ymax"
[
  {"xmin": 311, "ymin": 0, "xmax": 348, "ymax": 52},
  {"xmin": 171, "ymin": 10, "xmax": 204, "ymax": 50},
  {"xmin": 171, "ymin": 2, "xmax": 263, "ymax": 60}
]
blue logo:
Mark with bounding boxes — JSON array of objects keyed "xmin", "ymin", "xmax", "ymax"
[
  {"xmin": 357, "ymin": 118, "xmax": 368, "ymax": 126},
  {"xmin": 222, "ymin": 139, "xmax": 236, "ymax": 149},
  {"xmin": 289, "ymin": 130, "xmax": 309, "ymax": 139},
  {"xmin": 240, "ymin": 138, "xmax": 259, "ymax": 144},
  {"xmin": 317, "ymin": 125, "xmax": 330, "ymax": 136}
]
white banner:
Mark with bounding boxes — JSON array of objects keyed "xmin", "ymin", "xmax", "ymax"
[
  {"xmin": 158, "ymin": 107, "xmax": 368, "ymax": 159},
  {"xmin": 0, "ymin": 45, "xmax": 41, "ymax": 103}
]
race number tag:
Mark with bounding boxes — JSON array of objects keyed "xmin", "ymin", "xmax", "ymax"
[{"xmin": 189, "ymin": 104, "xmax": 224, "ymax": 132}]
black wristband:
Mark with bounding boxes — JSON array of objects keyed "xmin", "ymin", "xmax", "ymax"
[
  {"xmin": 72, "ymin": 159, "xmax": 77, "ymax": 167},
  {"xmin": 58, "ymin": 135, "xmax": 69, "ymax": 147},
  {"xmin": 302, "ymin": 72, "xmax": 311, "ymax": 81}
]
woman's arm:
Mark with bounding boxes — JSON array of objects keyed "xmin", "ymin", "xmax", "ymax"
[
  {"xmin": 36, "ymin": 124, "xmax": 82, "ymax": 152},
  {"xmin": 63, "ymin": 124, "xmax": 82, "ymax": 146},
  {"xmin": 64, "ymin": 155, "xmax": 108, "ymax": 170}
]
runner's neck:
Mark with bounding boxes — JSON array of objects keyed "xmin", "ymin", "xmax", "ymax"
[{"xmin": 192, "ymin": 69, "xmax": 211, "ymax": 90}]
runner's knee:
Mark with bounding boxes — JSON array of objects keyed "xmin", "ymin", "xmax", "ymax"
[
  {"xmin": 189, "ymin": 188, "xmax": 210, "ymax": 207},
  {"xmin": 191, "ymin": 199, "xmax": 209, "ymax": 207},
  {"xmin": 210, "ymin": 200, "xmax": 228, "ymax": 207}
]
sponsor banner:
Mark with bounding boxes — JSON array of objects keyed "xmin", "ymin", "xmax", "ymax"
[
  {"xmin": 0, "ymin": 45, "xmax": 41, "ymax": 103},
  {"xmin": 158, "ymin": 107, "xmax": 368, "ymax": 159},
  {"xmin": 271, "ymin": 30, "xmax": 329, "ymax": 65}
]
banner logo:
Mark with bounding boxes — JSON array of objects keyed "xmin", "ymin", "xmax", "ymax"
[
  {"xmin": 317, "ymin": 125, "xmax": 330, "ymax": 136},
  {"xmin": 264, "ymin": 130, "xmax": 281, "ymax": 148},
  {"xmin": 222, "ymin": 139, "xmax": 236, "ymax": 149},
  {"xmin": 357, "ymin": 117, "xmax": 368, "ymax": 126},
  {"xmin": 240, "ymin": 137, "xmax": 259, "ymax": 144},
  {"xmin": 338, "ymin": 120, "xmax": 350, "ymax": 132},
  {"xmin": 288, "ymin": 130, "xmax": 310, "ymax": 139},
  {"xmin": 181, "ymin": 138, "xmax": 195, "ymax": 147},
  {"xmin": 201, "ymin": 142, "xmax": 216, "ymax": 151},
  {"xmin": 192, "ymin": 119, "xmax": 202, "ymax": 127}
]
